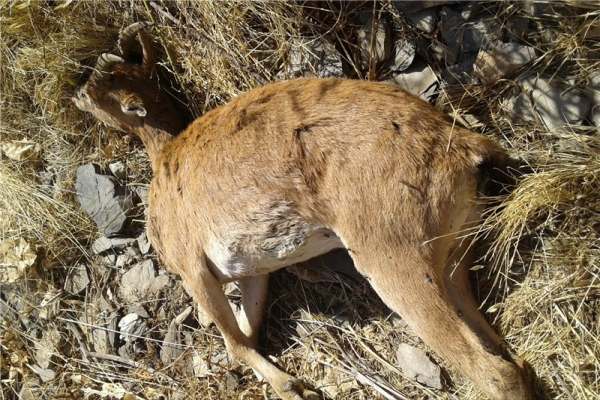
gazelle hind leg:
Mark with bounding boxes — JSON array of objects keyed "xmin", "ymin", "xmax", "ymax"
[
  {"xmin": 340, "ymin": 238, "xmax": 532, "ymax": 400},
  {"xmin": 443, "ymin": 240, "xmax": 507, "ymax": 354},
  {"xmin": 236, "ymin": 274, "xmax": 269, "ymax": 347},
  {"xmin": 180, "ymin": 256, "xmax": 317, "ymax": 400}
]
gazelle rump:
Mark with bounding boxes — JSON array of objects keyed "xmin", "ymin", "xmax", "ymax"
[{"xmin": 72, "ymin": 23, "xmax": 533, "ymax": 400}]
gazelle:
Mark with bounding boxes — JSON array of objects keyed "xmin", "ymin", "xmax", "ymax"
[{"xmin": 72, "ymin": 23, "xmax": 533, "ymax": 400}]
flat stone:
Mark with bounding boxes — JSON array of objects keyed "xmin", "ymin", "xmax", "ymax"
[
  {"xmin": 160, "ymin": 306, "xmax": 192, "ymax": 364},
  {"xmin": 119, "ymin": 260, "xmax": 170, "ymax": 303},
  {"xmin": 29, "ymin": 365, "xmax": 55, "ymax": 383},
  {"xmin": 91, "ymin": 236, "xmax": 136, "ymax": 254},
  {"xmin": 393, "ymin": 60, "xmax": 439, "ymax": 101},
  {"xmin": 396, "ymin": 343, "xmax": 442, "ymax": 389},
  {"xmin": 521, "ymin": 76, "xmax": 592, "ymax": 129},
  {"xmin": 64, "ymin": 264, "xmax": 90, "ymax": 294},
  {"xmin": 75, "ymin": 164, "xmax": 134, "ymax": 236}
]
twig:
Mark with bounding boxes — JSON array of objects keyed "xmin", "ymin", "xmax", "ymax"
[{"xmin": 150, "ymin": 1, "xmax": 181, "ymax": 25}]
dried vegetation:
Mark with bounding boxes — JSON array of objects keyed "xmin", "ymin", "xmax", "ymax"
[{"xmin": 1, "ymin": 1, "xmax": 598, "ymax": 400}]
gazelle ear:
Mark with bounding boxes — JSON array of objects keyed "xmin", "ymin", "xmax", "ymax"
[{"xmin": 120, "ymin": 95, "xmax": 147, "ymax": 117}]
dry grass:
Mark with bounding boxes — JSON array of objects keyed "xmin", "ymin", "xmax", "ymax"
[{"xmin": 1, "ymin": 1, "xmax": 599, "ymax": 400}]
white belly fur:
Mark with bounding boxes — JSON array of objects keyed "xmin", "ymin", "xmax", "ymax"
[{"xmin": 206, "ymin": 227, "xmax": 344, "ymax": 282}]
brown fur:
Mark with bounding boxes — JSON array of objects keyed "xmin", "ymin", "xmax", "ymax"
[{"xmin": 74, "ymin": 37, "xmax": 532, "ymax": 399}]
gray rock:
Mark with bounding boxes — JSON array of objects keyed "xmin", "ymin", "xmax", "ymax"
[
  {"xmin": 504, "ymin": 77, "xmax": 593, "ymax": 129},
  {"xmin": 133, "ymin": 186, "xmax": 149, "ymax": 206},
  {"xmin": 76, "ymin": 164, "xmax": 134, "ymax": 236},
  {"xmin": 393, "ymin": 61, "xmax": 439, "ymax": 101},
  {"xmin": 64, "ymin": 264, "xmax": 90, "ymax": 294},
  {"xmin": 92, "ymin": 236, "xmax": 136, "ymax": 254},
  {"xmin": 396, "ymin": 343, "xmax": 442, "ymax": 389},
  {"xmin": 357, "ymin": 13, "xmax": 392, "ymax": 70},
  {"xmin": 407, "ymin": 8, "xmax": 438, "ymax": 33},
  {"xmin": 392, "ymin": 38, "xmax": 416, "ymax": 72},
  {"xmin": 278, "ymin": 37, "xmax": 343, "ymax": 79},
  {"xmin": 119, "ymin": 260, "xmax": 170, "ymax": 303},
  {"xmin": 474, "ymin": 42, "xmax": 536, "ymax": 83},
  {"xmin": 522, "ymin": 76, "xmax": 592, "ymax": 129}
]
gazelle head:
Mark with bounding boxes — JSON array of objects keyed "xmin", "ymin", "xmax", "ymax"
[{"xmin": 72, "ymin": 22, "xmax": 187, "ymax": 135}]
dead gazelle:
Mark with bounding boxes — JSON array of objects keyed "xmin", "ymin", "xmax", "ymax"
[{"xmin": 72, "ymin": 23, "xmax": 534, "ymax": 400}]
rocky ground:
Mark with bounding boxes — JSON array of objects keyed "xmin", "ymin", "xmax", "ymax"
[{"xmin": 1, "ymin": 1, "xmax": 599, "ymax": 400}]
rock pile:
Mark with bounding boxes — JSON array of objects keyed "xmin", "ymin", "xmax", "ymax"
[{"xmin": 277, "ymin": 2, "xmax": 599, "ymax": 131}]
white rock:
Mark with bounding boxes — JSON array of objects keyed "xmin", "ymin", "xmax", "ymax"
[
  {"xmin": 396, "ymin": 343, "xmax": 442, "ymax": 389},
  {"xmin": 393, "ymin": 38, "xmax": 416, "ymax": 72},
  {"xmin": 118, "ymin": 312, "xmax": 146, "ymax": 342},
  {"xmin": 108, "ymin": 161, "xmax": 126, "ymax": 179},
  {"xmin": 137, "ymin": 231, "xmax": 151, "ymax": 254},
  {"xmin": 393, "ymin": 61, "xmax": 439, "ymax": 101}
]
